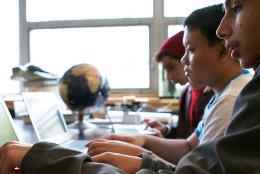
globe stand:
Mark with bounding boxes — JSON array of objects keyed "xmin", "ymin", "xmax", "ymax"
[{"xmin": 68, "ymin": 110, "xmax": 96, "ymax": 138}]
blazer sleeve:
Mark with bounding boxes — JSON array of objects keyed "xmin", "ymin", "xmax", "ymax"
[
  {"xmin": 21, "ymin": 142, "xmax": 176, "ymax": 174},
  {"xmin": 21, "ymin": 142, "xmax": 124, "ymax": 174}
]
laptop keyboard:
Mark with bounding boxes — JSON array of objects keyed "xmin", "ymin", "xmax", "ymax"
[
  {"xmin": 114, "ymin": 127, "xmax": 139, "ymax": 135},
  {"xmin": 112, "ymin": 124, "xmax": 156, "ymax": 135}
]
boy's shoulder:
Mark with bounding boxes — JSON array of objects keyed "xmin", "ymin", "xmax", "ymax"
[{"xmin": 223, "ymin": 72, "xmax": 253, "ymax": 97}]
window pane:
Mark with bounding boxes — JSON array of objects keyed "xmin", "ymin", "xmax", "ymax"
[
  {"xmin": 164, "ymin": 0, "xmax": 223, "ymax": 17},
  {"xmin": 27, "ymin": 0, "xmax": 153, "ymax": 22},
  {"xmin": 0, "ymin": 0, "xmax": 19, "ymax": 94},
  {"xmin": 168, "ymin": 25, "xmax": 184, "ymax": 37},
  {"xmin": 30, "ymin": 26, "xmax": 150, "ymax": 89}
]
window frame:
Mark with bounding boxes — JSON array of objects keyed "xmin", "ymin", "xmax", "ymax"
[{"xmin": 19, "ymin": 0, "xmax": 185, "ymax": 95}]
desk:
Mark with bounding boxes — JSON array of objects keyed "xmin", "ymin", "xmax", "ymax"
[
  {"xmin": 13, "ymin": 118, "xmax": 112, "ymax": 144},
  {"xmin": 13, "ymin": 111, "xmax": 177, "ymax": 144},
  {"xmin": 69, "ymin": 126, "xmax": 111, "ymax": 140}
]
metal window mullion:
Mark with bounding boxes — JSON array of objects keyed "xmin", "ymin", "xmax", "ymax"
[
  {"xmin": 162, "ymin": 17, "xmax": 185, "ymax": 26},
  {"xmin": 21, "ymin": 0, "xmax": 174, "ymax": 94},
  {"xmin": 27, "ymin": 18, "xmax": 154, "ymax": 29},
  {"xmin": 19, "ymin": 0, "xmax": 30, "ymax": 65},
  {"xmin": 148, "ymin": 0, "xmax": 165, "ymax": 94},
  {"xmin": 162, "ymin": 17, "xmax": 185, "ymax": 40}
]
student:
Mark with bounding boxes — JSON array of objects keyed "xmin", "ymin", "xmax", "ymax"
[
  {"xmin": 143, "ymin": 31, "xmax": 214, "ymax": 138},
  {"xmin": 1, "ymin": 1, "xmax": 260, "ymax": 173},
  {"xmin": 176, "ymin": 0, "xmax": 260, "ymax": 172},
  {"xmin": 87, "ymin": 3, "xmax": 252, "ymax": 164}
]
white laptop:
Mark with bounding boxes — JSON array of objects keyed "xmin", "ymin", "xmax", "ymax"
[
  {"xmin": 0, "ymin": 99, "xmax": 20, "ymax": 146},
  {"xmin": 22, "ymin": 92, "xmax": 87, "ymax": 152},
  {"xmin": 112, "ymin": 124, "xmax": 156, "ymax": 135},
  {"xmin": 109, "ymin": 111, "xmax": 173, "ymax": 136}
]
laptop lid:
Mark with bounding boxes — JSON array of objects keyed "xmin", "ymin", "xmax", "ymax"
[
  {"xmin": 0, "ymin": 99, "xmax": 20, "ymax": 145},
  {"xmin": 22, "ymin": 92, "xmax": 71, "ymax": 144}
]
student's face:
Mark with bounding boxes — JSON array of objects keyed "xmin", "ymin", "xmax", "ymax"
[
  {"xmin": 161, "ymin": 55, "xmax": 188, "ymax": 85},
  {"xmin": 181, "ymin": 27, "xmax": 222, "ymax": 87},
  {"xmin": 217, "ymin": 0, "xmax": 260, "ymax": 69}
]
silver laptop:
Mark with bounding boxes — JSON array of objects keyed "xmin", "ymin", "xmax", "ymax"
[
  {"xmin": 22, "ymin": 92, "xmax": 87, "ymax": 152},
  {"xmin": 0, "ymin": 99, "xmax": 20, "ymax": 145}
]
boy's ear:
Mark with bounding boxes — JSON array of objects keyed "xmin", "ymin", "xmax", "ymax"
[{"xmin": 219, "ymin": 41, "xmax": 228, "ymax": 57}]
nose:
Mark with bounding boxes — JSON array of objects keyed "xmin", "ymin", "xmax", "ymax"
[
  {"xmin": 216, "ymin": 15, "xmax": 231, "ymax": 39},
  {"xmin": 181, "ymin": 52, "xmax": 189, "ymax": 65},
  {"xmin": 167, "ymin": 71, "xmax": 173, "ymax": 81}
]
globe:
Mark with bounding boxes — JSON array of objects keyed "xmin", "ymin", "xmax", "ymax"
[
  {"xmin": 59, "ymin": 63, "xmax": 110, "ymax": 132},
  {"xmin": 59, "ymin": 63, "xmax": 109, "ymax": 111}
]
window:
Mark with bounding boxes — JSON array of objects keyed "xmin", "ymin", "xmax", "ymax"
[
  {"xmin": 164, "ymin": 0, "xmax": 224, "ymax": 17},
  {"xmin": 27, "ymin": 0, "xmax": 153, "ymax": 21},
  {"xmin": 0, "ymin": 0, "xmax": 19, "ymax": 94},
  {"xmin": 21, "ymin": 0, "xmax": 156, "ymax": 93},
  {"xmin": 168, "ymin": 25, "xmax": 184, "ymax": 37},
  {"xmin": 30, "ymin": 26, "xmax": 150, "ymax": 89},
  {"xmin": 18, "ymin": 0, "xmax": 224, "ymax": 96}
]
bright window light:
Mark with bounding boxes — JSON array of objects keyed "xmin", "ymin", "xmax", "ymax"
[
  {"xmin": 164, "ymin": 0, "xmax": 223, "ymax": 17},
  {"xmin": 27, "ymin": 0, "xmax": 153, "ymax": 22},
  {"xmin": 0, "ymin": 0, "xmax": 19, "ymax": 94},
  {"xmin": 30, "ymin": 26, "xmax": 150, "ymax": 89},
  {"xmin": 168, "ymin": 25, "xmax": 184, "ymax": 37}
]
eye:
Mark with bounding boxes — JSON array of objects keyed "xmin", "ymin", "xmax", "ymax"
[
  {"xmin": 231, "ymin": 4, "xmax": 242, "ymax": 14},
  {"xmin": 166, "ymin": 65, "xmax": 174, "ymax": 71},
  {"xmin": 187, "ymin": 48, "xmax": 195, "ymax": 53}
]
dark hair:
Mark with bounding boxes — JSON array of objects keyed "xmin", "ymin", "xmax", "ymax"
[
  {"xmin": 155, "ymin": 52, "xmax": 179, "ymax": 63},
  {"xmin": 155, "ymin": 52, "xmax": 166, "ymax": 62},
  {"xmin": 184, "ymin": 4, "xmax": 224, "ymax": 45}
]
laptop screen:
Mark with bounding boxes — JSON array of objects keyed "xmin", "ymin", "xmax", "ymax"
[
  {"xmin": 24, "ymin": 94, "xmax": 67, "ymax": 140},
  {"xmin": 0, "ymin": 101, "xmax": 19, "ymax": 145}
]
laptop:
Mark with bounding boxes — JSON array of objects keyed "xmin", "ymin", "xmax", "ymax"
[
  {"xmin": 112, "ymin": 124, "xmax": 156, "ymax": 135},
  {"xmin": 0, "ymin": 99, "xmax": 20, "ymax": 145},
  {"xmin": 107, "ymin": 111, "xmax": 172, "ymax": 136},
  {"xmin": 22, "ymin": 92, "xmax": 87, "ymax": 152}
]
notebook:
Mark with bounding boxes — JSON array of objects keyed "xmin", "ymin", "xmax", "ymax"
[
  {"xmin": 0, "ymin": 99, "xmax": 20, "ymax": 145},
  {"xmin": 22, "ymin": 92, "xmax": 87, "ymax": 152}
]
